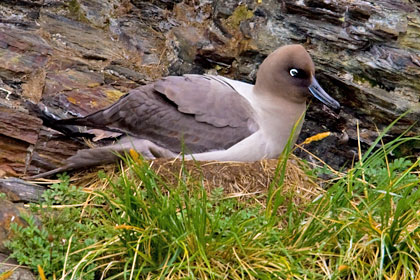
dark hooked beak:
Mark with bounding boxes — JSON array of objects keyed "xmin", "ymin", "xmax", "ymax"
[{"xmin": 308, "ymin": 77, "xmax": 340, "ymax": 109}]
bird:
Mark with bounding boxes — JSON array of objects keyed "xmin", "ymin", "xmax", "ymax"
[{"xmin": 31, "ymin": 44, "xmax": 340, "ymax": 177}]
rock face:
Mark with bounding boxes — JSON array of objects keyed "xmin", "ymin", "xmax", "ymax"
[
  {"xmin": 0, "ymin": 252, "xmax": 36, "ymax": 280},
  {"xmin": 0, "ymin": 199, "xmax": 29, "ymax": 254},
  {"xmin": 0, "ymin": 178, "xmax": 46, "ymax": 202},
  {"xmin": 0, "ymin": 0, "xmax": 419, "ymax": 176}
]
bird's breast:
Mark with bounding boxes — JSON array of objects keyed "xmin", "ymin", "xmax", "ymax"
[{"xmin": 254, "ymin": 100, "xmax": 306, "ymax": 157}]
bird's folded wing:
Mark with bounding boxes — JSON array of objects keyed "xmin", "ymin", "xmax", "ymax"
[
  {"xmin": 53, "ymin": 75, "xmax": 258, "ymax": 153},
  {"xmin": 154, "ymin": 75, "xmax": 255, "ymax": 128}
]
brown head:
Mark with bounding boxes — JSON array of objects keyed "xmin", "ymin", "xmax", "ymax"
[{"xmin": 254, "ymin": 44, "xmax": 340, "ymax": 109}]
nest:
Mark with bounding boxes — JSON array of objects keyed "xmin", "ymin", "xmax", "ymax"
[{"xmin": 69, "ymin": 155, "xmax": 325, "ymax": 210}]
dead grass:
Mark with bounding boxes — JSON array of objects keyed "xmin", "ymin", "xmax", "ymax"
[{"xmin": 60, "ymin": 155, "xmax": 323, "ymax": 214}]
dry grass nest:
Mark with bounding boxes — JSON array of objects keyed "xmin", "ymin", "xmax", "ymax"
[{"xmin": 61, "ymin": 154, "xmax": 326, "ymax": 212}]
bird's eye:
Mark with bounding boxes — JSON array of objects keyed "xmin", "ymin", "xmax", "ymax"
[
  {"xmin": 290, "ymin": 68, "xmax": 299, "ymax": 77},
  {"xmin": 289, "ymin": 68, "xmax": 307, "ymax": 79}
]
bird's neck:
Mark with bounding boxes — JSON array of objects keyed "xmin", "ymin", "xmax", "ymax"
[{"xmin": 251, "ymin": 91, "xmax": 306, "ymax": 149}]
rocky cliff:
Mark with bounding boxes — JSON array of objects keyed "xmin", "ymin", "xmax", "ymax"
[{"xmin": 1, "ymin": 0, "xmax": 419, "ymax": 176}]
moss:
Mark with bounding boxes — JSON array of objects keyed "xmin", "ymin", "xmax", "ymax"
[
  {"xmin": 68, "ymin": 0, "xmax": 80, "ymax": 15},
  {"xmin": 68, "ymin": 0, "xmax": 89, "ymax": 23},
  {"xmin": 105, "ymin": 89, "xmax": 125, "ymax": 102},
  {"xmin": 226, "ymin": 5, "xmax": 254, "ymax": 29},
  {"xmin": 398, "ymin": 15, "xmax": 420, "ymax": 51},
  {"xmin": 353, "ymin": 74, "xmax": 379, "ymax": 88}
]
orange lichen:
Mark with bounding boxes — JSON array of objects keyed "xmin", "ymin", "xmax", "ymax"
[
  {"xmin": 301, "ymin": 132, "xmax": 331, "ymax": 145},
  {"xmin": 67, "ymin": 96, "xmax": 78, "ymax": 104},
  {"xmin": 0, "ymin": 270, "xmax": 14, "ymax": 280},
  {"xmin": 37, "ymin": 265, "xmax": 47, "ymax": 280}
]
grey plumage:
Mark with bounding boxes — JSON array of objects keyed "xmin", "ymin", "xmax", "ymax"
[
  {"xmin": 57, "ymin": 75, "xmax": 258, "ymax": 153},
  {"xmin": 30, "ymin": 44, "xmax": 340, "ymax": 178}
]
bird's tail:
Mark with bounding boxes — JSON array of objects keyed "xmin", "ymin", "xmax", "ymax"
[
  {"xmin": 27, "ymin": 145, "xmax": 122, "ymax": 179},
  {"xmin": 27, "ymin": 138, "xmax": 176, "ymax": 178},
  {"xmin": 25, "ymin": 101, "xmax": 97, "ymax": 138}
]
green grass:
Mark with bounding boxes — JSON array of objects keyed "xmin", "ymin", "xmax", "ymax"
[
  {"xmin": 4, "ymin": 132, "xmax": 420, "ymax": 279},
  {"xmin": 4, "ymin": 174, "xmax": 107, "ymax": 279}
]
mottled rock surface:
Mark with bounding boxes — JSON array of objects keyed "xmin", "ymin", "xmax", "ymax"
[
  {"xmin": 0, "ymin": 198, "xmax": 35, "ymax": 279},
  {"xmin": 0, "ymin": 178, "xmax": 46, "ymax": 202},
  {"xmin": 0, "ymin": 253, "xmax": 36, "ymax": 280},
  {"xmin": 0, "ymin": 199, "xmax": 29, "ymax": 254},
  {"xmin": 0, "ymin": 0, "xmax": 419, "ymax": 176}
]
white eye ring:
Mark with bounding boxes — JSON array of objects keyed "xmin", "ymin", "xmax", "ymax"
[{"xmin": 290, "ymin": 68, "xmax": 299, "ymax": 77}]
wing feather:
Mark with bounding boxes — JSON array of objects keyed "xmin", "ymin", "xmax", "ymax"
[
  {"xmin": 55, "ymin": 75, "xmax": 258, "ymax": 153},
  {"xmin": 154, "ymin": 75, "xmax": 254, "ymax": 128}
]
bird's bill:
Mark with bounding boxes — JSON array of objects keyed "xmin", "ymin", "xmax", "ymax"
[{"xmin": 308, "ymin": 77, "xmax": 340, "ymax": 109}]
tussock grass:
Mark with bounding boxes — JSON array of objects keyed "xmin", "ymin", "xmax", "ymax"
[
  {"xmin": 5, "ymin": 122, "xmax": 420, "ymax": 279},
  {"xmin": 64, "ymin": 155, "xmax": 322, "ymax": 279},
  {"xmin": 65, "ymin": 137, "xmax": 419, "ymax": 279}
]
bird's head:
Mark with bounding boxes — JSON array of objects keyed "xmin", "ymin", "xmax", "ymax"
[{"xmin": 255, "ymin": 44, "xmax": 340, "ymax": 109}]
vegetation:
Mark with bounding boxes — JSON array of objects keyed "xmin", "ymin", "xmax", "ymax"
[
  {"xmin": 4, "ymin": 175, "xmax": 106, "ymax": 279},
  {"xmin": 4, "ymin": 126, "xmax": 420, "ymax": 279}
]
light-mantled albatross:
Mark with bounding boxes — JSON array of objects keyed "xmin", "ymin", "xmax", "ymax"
[{"xmin": 32, "ymin": 44, "xmax": 340, "ymax": 177}]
